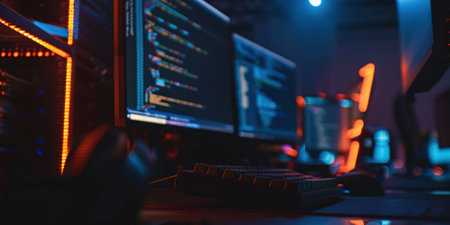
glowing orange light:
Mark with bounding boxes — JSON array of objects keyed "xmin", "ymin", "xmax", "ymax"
[
  {"xmin": 433, "ymin": 167, "xmax": 444, "ymax": 176},
  {"xmin": 61, "ymin": 57, "xmax": 73, "ymax": 174},
  {"xmin": 296, "ymin": 96, "xmax": 305, "ymax": 107},
  {"xmin": 340, "ymin": 141, "xmax": 360, "ymax": 173},
  {"xmin": 67, "ymin": 0, "xmax": 75, "ymax": 45},
  {"xmin": 347, "ymin": 119, "xmax": 364, "ymax": 139},
  {"xmin": 318, "ymin": 92, "xmax": 326, "ymax": 99},
  {"xmin": 1, "ymin": 91, "xmax": 4, "ymax": 95},
  {"xmin": 283, "ymin": 146, "xmax": 299, "ymax": 157},
  {"xmin": 25, "ymin": 52, "xmax": 31, "ymax": 57},
  {"xmin": 0, "ymin": 18, "xmax": 70, "ymax": 58},
  {"xmin": 393, "ymin": 159, "xmax": 404, "ymax": 169},
  {"xmin": 349, "ymin": 220, "xmax": 365, "ymax": 225},
  {"xmin": 7, "ymin": 52, "xmax": 11, "ymax": 57},
  {"xmin": 336, "ymin": 93, "xmax": 346, "ymax": 101},
  {"xmin": 0, "ymin": 52, "xmax": 5, "ymax": 57},
  {"xmin": 37, "ymin": 51, "xmax": 43, "ymax": 57},
  {"xmin": 297, "ymin": 128, "xmax": 303, "ymax": 138},
  {"xmin": 13, "ymin": 51, "xmax": 18, "ymax": 57},
  {"xmin": 44, "ymin": 52, "xmax": 50, "ymax": 57},
  {"xmin": 358, "ymin": 63, "xmax": 375, "ymax": 112}
]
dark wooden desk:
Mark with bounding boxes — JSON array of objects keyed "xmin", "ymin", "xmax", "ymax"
[{"xmin": 139, "ymin": 188, "xmax": 450, "ymax": 225}]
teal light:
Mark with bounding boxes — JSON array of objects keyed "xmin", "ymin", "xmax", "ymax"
[
  {"xmin": 428, "ymin": 136, "xmax": 450, "ymax": 165},
  {"xmin": 305, "ymin": 97, "xmax": 324, "ymax": 105},
  {"xmin": 373, "ymin": 130, "xmax": 390, "ymax": 163},
  {"xmin": 319, "ymin": 151, "xmax": 335, "ymax": 165},
  {"xmin": 339, "ymin": 99, "xmax": 353, "ymax": 108}
]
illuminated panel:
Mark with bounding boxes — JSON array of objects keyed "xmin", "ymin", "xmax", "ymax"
[
  {"xmin": 61, "ymin": 57, "xmax": 73, "ymax": 174},
  {"xmin": 67, "ymin": 0, "xmax": 75, "ymax": 45},
  {"xmin": 347, "ymin": 119, "xmax": 364, "ymax": 139},
  {"xmin": 0, "ymin": 18, "xmax": 70, "ymax": 58},
  {"xmin": 358, "ymin": 63, "xmax": 375, "ymax": 112}
]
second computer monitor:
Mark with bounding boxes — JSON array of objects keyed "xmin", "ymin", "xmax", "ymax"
[
  {"xmin": 303, "ymin": 97, "xmax": 352, "ymax": 152},
  {"xmin": 233, "ymin": 34, "xmax": 298, "ymax": 142}
]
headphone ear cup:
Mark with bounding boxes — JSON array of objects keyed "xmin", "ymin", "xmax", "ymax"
[
  {"xmin": 63, "ymin": 125, "xmax": 129, "ymax": 224},
  {"xmin": 64, "ymin": 124, "xmax": 128, "ymax": 179},
  {"xmin": 92, "ymin": 139, "xmax": 156, "ymax": 225},
  {"xmin": 63, "ymin": 125, "xmax": 155, "ymax": 225}
]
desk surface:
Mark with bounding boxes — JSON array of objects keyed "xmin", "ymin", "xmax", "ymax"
[{"xmin": 139, "ymin": 188, "xmax": 450, "ymax": 225}]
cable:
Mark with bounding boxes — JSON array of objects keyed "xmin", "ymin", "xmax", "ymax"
[{"xmin": 148, "ymin": 174, "xmax": 177, "ymax": 185}]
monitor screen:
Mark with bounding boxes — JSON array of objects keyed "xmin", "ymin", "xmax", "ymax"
[
  {"xmin": 303, "ymin": 97, "xmax": 352, "ymax": 152},
  {"xmin": 233, "ymin": 34, "xmax": 298, "ymax": 142},
  {"xmin": 118, "ymin": 0, "xmax": 234, "ymax": 133}
]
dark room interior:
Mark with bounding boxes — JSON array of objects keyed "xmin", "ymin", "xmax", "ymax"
[{"xmin": 0, "ymin": 0, "xmax": 449, "ymax": 224}]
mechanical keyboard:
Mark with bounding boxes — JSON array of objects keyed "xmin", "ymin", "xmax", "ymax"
[{"xmin": 175, "ymin": 163, "xmax": 343, "ymax": 207}]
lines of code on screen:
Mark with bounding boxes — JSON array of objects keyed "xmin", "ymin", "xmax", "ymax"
[
  {"xmin": 233, "ymin": 34, "xmax": 298, "ymax": 142},
  {"xmin": 124, "ymin": 0, "xmax": 234, "ymax": 133}
]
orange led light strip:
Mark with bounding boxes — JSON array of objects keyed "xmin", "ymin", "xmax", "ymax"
[
  {"xmin": 61, "ymin": 57, "xmax": 73, "ymax": 174},
  {"xmin": 67, "ymin": 0, "xmax": 75, "ymax": 45},
  {"xmin": 0, "ymin": 18, "xmax": 70, "ymax": 58},
  {"xmin": 358, "ymin": 63, "xmax": 375, "ymax": 112},
  {"xmin": 60, "ymin": 0, "xmax": 76, "ymax": 174}
]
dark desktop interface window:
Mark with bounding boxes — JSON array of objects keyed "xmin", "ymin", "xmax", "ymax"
[
  {"xmin": 124, "ymin": 0, "xmax": 234, "ymax": 133},
  {"xmin": 233, "ymin": 34, "xmax": 298, "ymax": 141}
]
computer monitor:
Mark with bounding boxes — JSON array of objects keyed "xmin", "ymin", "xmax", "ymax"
[
  {"xmin": 114, "ymin": 0, "xmax": 234, "ymax": 134},
  {"xmin": 232, "ymin": 34, "xmax": 298, "ymax": 143},
  {"xmin": 303, "ymin": 97, "xmax": 352, "ymax": 152},
  {"xmin": 397, "ymin": 0, "xmax": 450, "ymax": 96}
]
